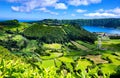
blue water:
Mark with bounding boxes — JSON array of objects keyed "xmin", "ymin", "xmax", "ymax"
[{"xmin": 82, "ymin": 26, "xmax": 120, "ymax": 34}]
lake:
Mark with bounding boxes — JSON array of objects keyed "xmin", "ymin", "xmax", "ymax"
[{"xmin": 82, "ymin": 26, "xmax": 120, "ymax": 34}]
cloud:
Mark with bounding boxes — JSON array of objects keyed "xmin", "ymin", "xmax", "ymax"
[
  {"xmin": 96, "ymin": 7, "xmax": 120, "ymax": 14},
  {"xmin": 76, "ymin": 9, "xmax": 87, "ymax": 13},
  {"xmin": 8, "ymin": 0, "xmax": 102, "ymax": 12},
  {"xmin": 68, "ymin": 0, "xmax": 101, "ymax": 6},
  {"xmin": 11, "ymin": 6, "xmax": 19, "ymax": 11},
  {"xmin": 7, "ymin": 0, "xmax": 29, "ymax": 3},
  {"xmin": 55, "ymin": 3, "xmax": 67, "ymax": 9},
  {"xmin": 36, "ymin": 8, "xmax": 58, "ymax": 15},
  {"xmin": 106, "ymin": 7, "xmax": 120, "ymax": 14},
  {"xmin": 38, "ymin": 0, "xmax": 58, "ymax": 7},
  {"xmin": 84, "ymin": 12, "xmax": 117, "ymax": 17},
  {"xmin": 9, "ymin": 0, "xmax": 68, "ymax": 12},
  {"xmin": 7, "ymin": 0, "xmax": 20, "ymax": 2},
  {"xmin": 11, "ymin": 6, "xmax": 31, "ymax": 12},
  {"xmin": 112, "ymin": 7, "xmax": 120, "ymax": 14},
  {"xmin": 8, "ymin": 0, "xmax": 58, "ymax": 6},
  {"xmin": 10, "ymin": 0, "xmax": 59, "ymax": 12},
  {"xmin": 85, "ymin": 7, "xmax": 120, "ymax": 17},
  {"xmin": 96, "ymin": 8, "xmax": 104, "ymax": 12},
  {"xmin": 71, "ymin": 14, "xmax": 76, "ymax": 16}
]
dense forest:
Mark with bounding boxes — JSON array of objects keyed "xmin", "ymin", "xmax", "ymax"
[
  {"xmin": 0, "ymin": 19, "xmax": 19, "ymax": 27},
  {"xmin": 29, "ymin": 18, "xmax": 120, "ymax": 28}
]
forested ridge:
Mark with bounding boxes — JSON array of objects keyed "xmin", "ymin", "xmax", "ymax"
[
  {"xmin": 23, "ymin": 23, "xmax": 97, "ymax": 43},
  {"xmin": 0, "ymin": 19, "xmax": 19, "ymax": 27},
  {"xmin": 29, "ymin": 18, "xmax": 120, "ymax": 28}
]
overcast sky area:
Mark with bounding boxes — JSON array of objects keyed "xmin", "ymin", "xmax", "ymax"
[{"xmin": 0, "ymin": 0, "xmax": 120, "ymax": 20}]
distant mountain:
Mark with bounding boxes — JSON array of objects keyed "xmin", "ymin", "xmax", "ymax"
[
  {"xmin": 61, "ymin": 18, "xmax": 120, "ymax": 28},
  {"xmin": 104, "ymin": 19, "xmax": 120, "ymax": 28},
  {"xmin": 29, "ymin": 18, "xmax": 120, "ymax": 28},
  {"xmin": 0, "ymin": 19, "xmax": 19, "ymax": 26},
  {"xmin": 60, "ymin": 18, "xmax": 120, "ymax": 27}
]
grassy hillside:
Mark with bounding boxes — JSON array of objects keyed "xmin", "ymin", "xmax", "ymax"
[
  {"xmin": 23, "ymin": 23, "xmax": 96, "ymax": 43},
  {"xmin": 23, "ymin": 24, "xmax": 67, "ymax": 43}
]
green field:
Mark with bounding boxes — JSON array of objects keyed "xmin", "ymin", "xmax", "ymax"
[
  {"xmin": 0, "ymin": 20, "xmax": 120, "ymax": 78},
  {"xmin": 1, "ymin": 39, "xmax": 120, "ymax": 78}
]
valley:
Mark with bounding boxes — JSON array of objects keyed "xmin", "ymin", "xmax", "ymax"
[{"xmin": 0, "ymin": 19, "xmax": 120, "ymax": 78}]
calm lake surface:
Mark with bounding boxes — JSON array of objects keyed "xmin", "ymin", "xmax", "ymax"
[{"xmin": 83, "ymin": 26, "xmax": 120, "ymax": 34}]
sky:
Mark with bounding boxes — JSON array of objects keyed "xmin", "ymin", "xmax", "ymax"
[{"xmin": 0, "ymin": 0, "xmax": 120, "ymax": 20}]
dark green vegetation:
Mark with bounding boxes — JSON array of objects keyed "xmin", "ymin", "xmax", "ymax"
[
  {"xmin": 109, "ymin": 35, "xmax": 120, "ymax": 39},
  {"xmin": 104, "ymin": 19, "xmax": 120, "ymax": 28},
  {"xmin": 29, "ymin": 18, "xmax": 120, "ymax": 28},
  {"xmin": 0, "ymin": 19, "xmax": 19, "ymax": 27},
  {"xmin": 23, "ymin": 22, "xmax": 96, "ymax": 43},
  {"xmin": 0, "ymin": 19, "xmax": 120, "ymax": 78}
]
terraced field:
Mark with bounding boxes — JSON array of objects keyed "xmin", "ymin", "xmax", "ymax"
[
  {"xmin": 85, "ymin": 55, "xmax": 108, "ymax": 64},
  {"xmin": 71, "ymin": 41, "xmax": 89, "ymax": 51}
]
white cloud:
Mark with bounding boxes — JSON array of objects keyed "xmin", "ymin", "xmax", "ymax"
[
  {"xmin": 55, "ymin": 3, "xmax": 67, "ymax": 9},
  {"xmin": 106, "ymin": 7, "xmax": 120, "ymax": 14},
  {"xmin": 8, "ymin": 0, "xmax": 58, "ymax": 6},
  {"xmin": 11, "ymin": 6, "xmax": 30, "ymax": 12},
  {"xmin": 50, "ymin": 12, "xmax": 58, "ymax": 15},
  {"xmin": 71, "ymin": 14, "xmax": 76, "ymax": 16},
  {"xmin": 68, "ymin": 0, "xmax": 88, "ymax": 6},
  {"xmin": 85, "ymin": 7, "xmax": 120, "ymax": 18},
  {"xmin": 84, "ymin": 12, "xmax": 117, "ymax": 17},
  {"xmin": 112, "ymin": 7, "xmax": 120, "ymax": 14},
  {"xmin": 96, "ymin": 8, "xmax": 104, "ymax": 12},
  {"xmin": 9, "ymin": 0, "xmax": 68, "ymax": 12},
  {"xmin": 7, "ymin": 0, "xmax": 29, "ymax": 3},
  {"xmin": 39, "ymin": 0, "xmax": 58, "ymax": 7},
  {"xmin": 37, "ymin": 8, "xmax": 48, "ymax": 12},
  {"xmin": 10, "ymin": 0, "xmax": 59, "ymax": 12},
  {"xmin": 11, "ymin": 6, "xmax": 19, "ymax": 11},
  {"xmin": 96, "ymin": 7, "xmax": 120, "ymax": 14},
  {"xmin": 90, "ymin": 0, "xmax": 101, "ymax": 3},
  {"xmin": 76, "ymin": 9, "xmax": 87, "ymax": 13},
  {"xmin": 7, "ymin": 0, "xmax": 20, "ymax": 2},
  {"xmin": 36, "ymin": 8, "xmax": 58, "ymax": 15},
  {"xmin": 68, "ymin": 0, "xmax": 101, "ymax": 6}
]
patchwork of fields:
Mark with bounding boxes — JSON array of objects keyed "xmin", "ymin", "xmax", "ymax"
[
  {"xmin": 0, "ymin": 38, "xmax": 120, "ymax": 78},
  {"xmin": 0, "ymin": 20, "xmax": 120, "ymax": 77}
]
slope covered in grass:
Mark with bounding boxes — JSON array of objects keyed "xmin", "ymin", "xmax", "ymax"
[
  {"xmin": 23, "ymin": 24, "xmax": 67, "ymax": 43},
  {"xmin": 23, "ymin": 23, "xmax": 97, "ymax": 43}
]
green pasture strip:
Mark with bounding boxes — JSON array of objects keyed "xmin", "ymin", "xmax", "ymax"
[
  {"xmin": 58, "ymin": 56, "xmax": 74, "ymax": 62},
  {"xmin": 75, "ymin": 59, "xmax": 92, "ymax": 71},
  {"xmin": 100, "ymin": 64, "xmax": 117, "ymax": 75},
  {"xmin": 76, "ymin": 40, "xmax": 96, "ymax": 49},
  {"xmin": 41, "ymin": 52, "xmax": 63, "ymax": 60},
  {"xmin": 102, "ymin": 39, "xmax": 120, "ymax": 45},
  {"xmin": 71, "ymin": 41, "xmax": 89, "ymax": 51},
  {"xmin": 102, "ymin": 53, "xmax": 120, "ymax": 65},
  {"xmin": 43, "ymin": 43, "xmax": 62, "ymax": 50},
  {"xmin": 42, "ymin": 59, "xmax": 55, "ymax": 68}
]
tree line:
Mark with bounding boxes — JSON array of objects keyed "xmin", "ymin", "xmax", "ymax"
[{"xmin": 31, "ymin": 18, "xmax": 120, "ymax": 28}]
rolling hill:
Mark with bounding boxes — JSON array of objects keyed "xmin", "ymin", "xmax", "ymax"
[{"xmin": 23, "ymin": 23, "xmax": 97, "ymax": 43}]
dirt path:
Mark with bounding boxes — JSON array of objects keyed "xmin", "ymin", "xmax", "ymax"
[{"xmin": 71, "ymin": 41, "xmax": 89, "ymax": 51}]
